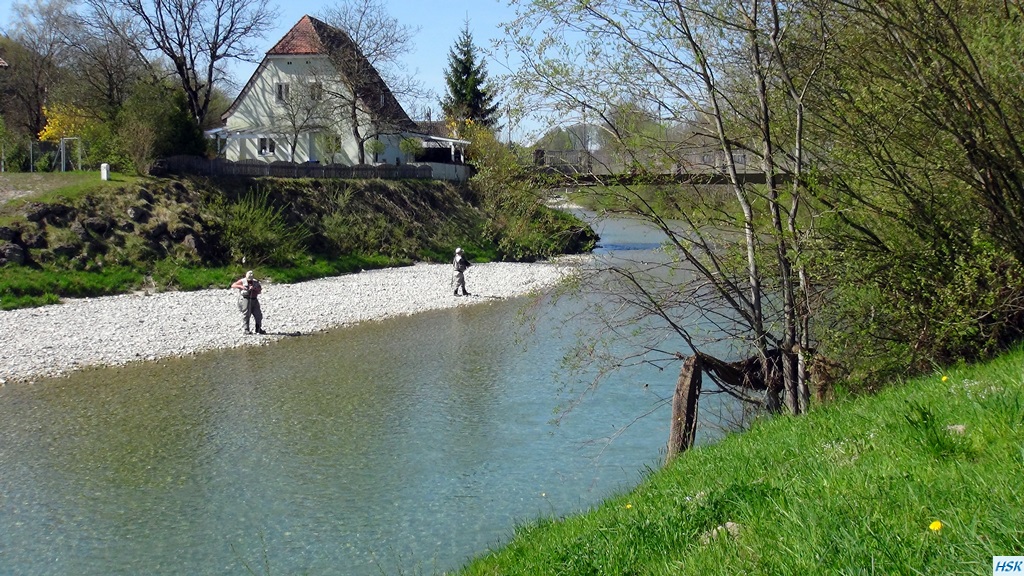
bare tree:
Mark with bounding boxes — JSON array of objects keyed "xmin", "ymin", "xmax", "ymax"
[
  {"xmin": 317, "ymin": 0, "xmax": 421, "ymax": 164},
  {"xmin": 274, "ymin": 73, "xmax": 333, "ymax": 162},
  {"xmin": 3, "ymin": 0, "xmax": 76, "ymax": 136},
  {"xmin": 502, "ymin": 0, "xmax": 832, "ymax": 457},
  {"xmin": 56, "ymin": 6, "xmax": 150, "ymax": 122},
  {"xmin": 86, "ymin": 0, "xmax": 277, "ymax": 127}
]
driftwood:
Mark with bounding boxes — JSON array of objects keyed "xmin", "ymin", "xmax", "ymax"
[
  {"xmin": 668, "ymin": 349, "xmax": 792, "ymax": 461},
  {"xmin": 667, "ymin": 354, "xmax": 702, "ymax": 462},
  {"xmin": 696, "ymin": 349, "xmax": 784, "ymax": 394}
]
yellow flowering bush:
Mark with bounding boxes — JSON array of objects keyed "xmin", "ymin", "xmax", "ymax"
[{"xmin": 38, "ymin": 104, "xmax": 89, "ymax": 143}]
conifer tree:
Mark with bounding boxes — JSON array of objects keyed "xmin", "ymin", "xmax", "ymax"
[{"xmin": 441, "ymin": 20, "xmax": 500, "ymax": 131}]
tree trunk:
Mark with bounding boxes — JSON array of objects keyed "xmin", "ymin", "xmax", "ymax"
[{"xmin": 667, "ymin": 354, "xmax": 703, "ymax": 463}]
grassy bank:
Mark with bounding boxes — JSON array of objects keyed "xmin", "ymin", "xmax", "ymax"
[
  {"xmin": 0, "ymin": 174, "xmax": 597, "ymax": 309},
  {"xmin": 456, "ymin": 348, "xmax": 1024, "ymax": 575}
]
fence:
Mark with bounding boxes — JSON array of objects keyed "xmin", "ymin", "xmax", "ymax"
[{"xmin": 153, "ymin": 156, "xmax": 437, "ymax": 180}]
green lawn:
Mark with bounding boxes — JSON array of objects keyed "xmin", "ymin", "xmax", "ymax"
[
  {"xmin": 455, "ymin": 347, "xmax": 1024, "ymax": 575},
  {"xmin": 0, "ymin": 170, "xmax": 142, "ymax": 217}
]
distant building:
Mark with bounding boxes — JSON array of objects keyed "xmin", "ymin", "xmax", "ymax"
[{"xmin": 214, "ymin": 15, "xmax": 469, "ymax": 171}]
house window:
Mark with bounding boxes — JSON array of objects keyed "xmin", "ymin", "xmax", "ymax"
[
  {"xmin": 275, "ymin": 83, "xmax": 290, "ymax": 103},
  {"xmin": 258, "ymin": 138, "xmax": 276, "ymax": 156}
]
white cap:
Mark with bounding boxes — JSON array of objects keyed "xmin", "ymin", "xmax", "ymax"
[
  {"xmin": 455, "ymin": 247, "xmax": 463, "ymax": 254},
  {"xmin": 245, "ymin": 270, "xmax": 254, "ymax": 278}
]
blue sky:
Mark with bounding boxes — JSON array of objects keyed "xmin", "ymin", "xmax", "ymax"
[
  {"xmin": 0, "ymin": 0, "xmax": 537, "ymax": 138},
  {"xmin": 234, "ymin": 0, "xmax": 520, "ymax": 117}
]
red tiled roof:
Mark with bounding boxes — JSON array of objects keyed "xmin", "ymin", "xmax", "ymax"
[
  {"xmin": 267, "ymin": 15, "xmax": 326, "ymax": 56},
  {"xmin": 221, "ymin": 15, "xmax": 415, "ymax": 130}
]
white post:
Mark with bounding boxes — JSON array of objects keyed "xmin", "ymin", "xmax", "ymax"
[{"xmin": 100, "ymin": 163, "xmax": 109, "ymax": 181}]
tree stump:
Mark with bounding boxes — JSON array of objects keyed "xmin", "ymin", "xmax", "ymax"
[{"xmin": 667, "ymin": 354, "xmax": 702, "ymax": 462}]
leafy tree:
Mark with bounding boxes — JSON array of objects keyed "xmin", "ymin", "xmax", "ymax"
[
  {"xmin": 805, "ymin": 0, "xmax": 1024, "ymax": 379},
  {"xmin": 0, "ymin": 115, "xmax": 21, "ymax": 172},
  {"xmin": 81, "ymin": 119, "xmax": 130, "ymax": 171},
  {"xmin": 441, "ymin": 19, "xmax": 500, "ymax": 131},
  {"xmin": 466, "ymin": 122, "xmax": 595, "ymax": 260},
  {"xmin": 597, "ymin": 101, "xmax": 674, "ymax": 175},
  {"xmin": 498, "ymin": 0, "xmax": 1024, "ymax": 437},
  {"xmin": 313, "ymin": 133, "xmax": 340, "ymax": 164},
  {"xmin": 118, "ymin": 82, "xmax": 205, "ymax": 172},
  {"xmin": 398, "ymin": 137, "xmax": 422, "ymax": 162},
  {"xmin": 38, "ymin": 103, "xmax": 93, "ymax": 170},
  {"xmin": 532, "ymin": 127, "xmax": 575, "ymax": 151},
  {"xmin": 37, "ymin": 103, "xmax": 88, "ymax": 143},
  {"xmin": 117, "ymin": 112, "xmax": 157, "ymax": 174},
  {"xmin": 365, "ymin": 139, "xmax": 386, "ymax": 163}
]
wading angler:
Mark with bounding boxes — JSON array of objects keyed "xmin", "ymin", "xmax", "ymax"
[{"xmin": 231, "ymin": 270, "xmax": 266, "ymax": 334}]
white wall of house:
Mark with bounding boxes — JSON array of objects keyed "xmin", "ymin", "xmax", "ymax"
[
  {"xmin": 224, "ymin": 55, "xmax": 395, "ymax": 165},
  {"xmin": 422, "ymin": 163, "xmax": 471, "ymax": 181}
]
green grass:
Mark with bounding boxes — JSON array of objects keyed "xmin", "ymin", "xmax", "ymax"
[
  {"xmin": 0, "ymin": 264, "xmax": 144, "ymax": 308},
  {"xmin": 455, "ymin": 348, "xmax": 1024, "ymax": 575},
  {"xmin": 0, "ymin": 173, "xmax": 515, "ymax": 308},
  {"xmin": 0, "ymin": 254, "xmax": 410, "ymax": 309},
  {"xmin": 0, "ymin": 171, "xmax": 142, "ymax": 220}
]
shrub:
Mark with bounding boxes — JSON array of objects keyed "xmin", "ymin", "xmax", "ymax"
[{"xmin": 223, "ymin": 185, "xmax": 309, "ymax": 266}]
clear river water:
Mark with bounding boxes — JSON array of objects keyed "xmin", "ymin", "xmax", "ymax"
[{"xmin": 0, "ymin": 211, "xmax": 735, "ymax": 575}]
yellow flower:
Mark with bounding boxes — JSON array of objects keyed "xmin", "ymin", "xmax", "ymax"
[
  {"xmin": 941, "ymin": 375, "xmax": 949, "ymax": 382},
  {"xmin": 625, "ymin": 503, "xmax": 633, "ymax": 509},
  {"xmin": 929, "ymin": 520, "xmax": 943, "ymax": 532}
]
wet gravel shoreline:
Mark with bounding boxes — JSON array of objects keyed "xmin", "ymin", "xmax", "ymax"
[{"xmin": 0, "ymin": 259, "xmax": 577, "ymax": 384}]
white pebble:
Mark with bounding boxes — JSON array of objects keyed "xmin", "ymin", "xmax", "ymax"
[{"xmin": 0, "ymin": 259, "xmax": 580, "ymax": 383}]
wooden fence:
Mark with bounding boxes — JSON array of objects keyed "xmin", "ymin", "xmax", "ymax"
[{"xmin": 153, "ymin": 156, "xmax": 435, "ymax": 180}]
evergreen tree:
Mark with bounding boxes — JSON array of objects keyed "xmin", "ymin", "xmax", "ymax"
[{"xmin": 441, "ymin": 20, "xmax": 500, "ymax": 131}]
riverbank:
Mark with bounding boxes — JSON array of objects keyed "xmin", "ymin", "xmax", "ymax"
[
  {"xmin": 0, "ymin": 259, "xmax": 579, "ymax": 384},
  {"xmin": 456, "ymin": 346, "xmax": 1024, "ymax": 574}
]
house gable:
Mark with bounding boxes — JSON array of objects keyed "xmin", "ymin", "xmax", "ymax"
[
  {"xmin": 302, "ymin": 16, "xmax": 415, "ymax": 131},
  {"xmin": 221, "ymin": 15, "xmax": 413, "ymax": 130}
]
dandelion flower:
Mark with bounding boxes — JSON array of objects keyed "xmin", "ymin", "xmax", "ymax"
[
  {"xmin": 625, "ymin": 503, "xmax": 633, "ymax": 509},
  {"xmin": 929, "ymin": 520, "xmax": 943, "ymax": 532},
  {"xmin": 942, "ymin": 375, "xmax": 949, "ymax": 382}
]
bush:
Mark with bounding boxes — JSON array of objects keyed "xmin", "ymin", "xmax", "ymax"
[
  {"xmin": 223, "ymin": 185, "xmax": 310, "ymax": 266},
  {"xmin": 34, "ymin": 151, "xmax": 55, "ymax": 173}
]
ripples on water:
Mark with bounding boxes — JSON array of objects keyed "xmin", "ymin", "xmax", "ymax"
[{"xmin": 0, "ymin": 212, "xmax": 735, "ymax": 575}]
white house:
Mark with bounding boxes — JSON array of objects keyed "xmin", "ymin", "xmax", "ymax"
[{"xmin": 216, "ymin": 15, "xmax": 439, "ymax": 166}]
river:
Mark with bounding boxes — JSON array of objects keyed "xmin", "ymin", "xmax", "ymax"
[{"xmin": 0, "ymin": 211, "xmax": 734, "ymax": 575}]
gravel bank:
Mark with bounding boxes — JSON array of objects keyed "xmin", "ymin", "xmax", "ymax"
[{"xmin": 0, "ymin": 260, "xmax": 578, "ymax": 384}]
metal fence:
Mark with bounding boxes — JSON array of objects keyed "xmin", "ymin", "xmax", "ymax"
[{"xmin": 153, "ymin": 156, "xmax": 435, "ymax": 180}]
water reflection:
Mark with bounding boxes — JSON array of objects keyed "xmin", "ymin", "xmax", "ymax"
[{"xmin": 0, "ymin": 212, "xmax": 736, "ymax": 575}]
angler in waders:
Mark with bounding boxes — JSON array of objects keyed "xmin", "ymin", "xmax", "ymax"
[
  {"xmin": 231, "ymin": 270, "xmax": 266, "ymax": 334},
  {"xmin": 452, "ymin": 247, "xmax": 471, "ymax": 296}
]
